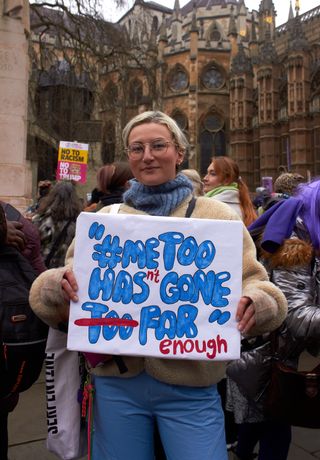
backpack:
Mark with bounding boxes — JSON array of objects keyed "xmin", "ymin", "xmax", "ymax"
[{"xmin": 0, "ymin": 245, "xmax": 48, "ymax": 399}]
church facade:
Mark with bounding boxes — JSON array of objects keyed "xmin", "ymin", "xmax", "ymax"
[
  {"xmin": 29, "ymin": 0, "xmax": 320, "ymax": 191},
  {"xmin": 114, "ymin": 0, "xmax": 320, "ymax": 189}
]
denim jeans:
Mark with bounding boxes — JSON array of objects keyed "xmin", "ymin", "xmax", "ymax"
[{"xmin": 92, "ymin": 372, "xmax": 227, "ymax": 460}]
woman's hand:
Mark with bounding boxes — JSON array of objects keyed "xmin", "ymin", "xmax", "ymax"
[
  {"xmin": 236, "ymin": 296, "xmax": 256, "ymax": 334},
  {"xmin": 61, "ymin": 269, "xmax": 79, "ymax": 303}
]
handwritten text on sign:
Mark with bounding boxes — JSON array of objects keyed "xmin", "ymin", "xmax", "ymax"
[{"xmin": 67, "ymin": 212, "xmax": 243, "ymax": 360}]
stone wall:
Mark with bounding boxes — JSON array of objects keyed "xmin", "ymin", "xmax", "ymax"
[{"xmin": 0, "ymin": 0, "xmax": 32, "ymax": 209}]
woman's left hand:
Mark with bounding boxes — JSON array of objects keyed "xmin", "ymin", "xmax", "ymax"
[{"xmin": 236, "ymin": 296, "xmax": 256, "ymax": 334}]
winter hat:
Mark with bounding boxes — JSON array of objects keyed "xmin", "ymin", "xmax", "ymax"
[{"xmin": 274, "ymin": 173, "xmax": 304, "ymax": 196}]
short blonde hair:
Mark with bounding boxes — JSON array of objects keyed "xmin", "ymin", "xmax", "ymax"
[{"xmin": 122, "ymin": 111, "xmax": 189, "ymax": 155}]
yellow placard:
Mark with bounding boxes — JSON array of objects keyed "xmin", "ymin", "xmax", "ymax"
[{"xmin": 58, "ymin": 148, "xmax": 88, "ymax": 164}]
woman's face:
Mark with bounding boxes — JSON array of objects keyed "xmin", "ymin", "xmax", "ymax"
[
  {"xmin": 127, "ymin": 123, "xmax": 184, "ymax": 186},
  {"xmin": 203, "ymin": 162, "xmax": 222, "ymax": 193}
]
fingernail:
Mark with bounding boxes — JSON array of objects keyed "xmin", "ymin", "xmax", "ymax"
[
  {"xmin": 73, "ymin": 295, "xmax": 79, "ymax": 302},
  {"xmin": 237, "ymin": 324, "xmax": 243, "ymax": 331}
]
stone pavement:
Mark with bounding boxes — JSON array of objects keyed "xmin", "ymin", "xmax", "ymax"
[{"xmin": 7, "ymin": 370, "xmax": 320, "ymax": 460}]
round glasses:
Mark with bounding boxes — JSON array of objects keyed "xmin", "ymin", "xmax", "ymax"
[{"xmin": 126, "ymin": 140, "xmax": 176, "ymax": 159}]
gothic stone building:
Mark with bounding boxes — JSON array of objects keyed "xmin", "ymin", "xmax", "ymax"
[{"xmin": 29, "ymin": 0, "xmax": 320, "ymax": 191}]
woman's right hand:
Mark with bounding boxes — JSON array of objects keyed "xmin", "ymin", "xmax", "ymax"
[{"xmin": 61, "ymin": 269, "xmax": 79, "ymax": 303}]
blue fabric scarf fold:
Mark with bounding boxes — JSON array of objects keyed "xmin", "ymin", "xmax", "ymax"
[{"xmin": 123, "ymin": 174, "xmax": 193, "ymax": 216}]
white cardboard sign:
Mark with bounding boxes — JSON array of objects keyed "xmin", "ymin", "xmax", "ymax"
[{"xmin": 67, "ymin": 212, "xmax": 243, "ymax": 361}]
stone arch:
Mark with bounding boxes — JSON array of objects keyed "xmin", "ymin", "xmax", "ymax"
[{"xmin": 205, "ymin": 20, "xmax": 223, "ymax": 44}]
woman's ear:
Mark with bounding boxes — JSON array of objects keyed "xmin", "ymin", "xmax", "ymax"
[{"xmin": 177, "ymin": 150, "xmax": 184, "ymax": 165}]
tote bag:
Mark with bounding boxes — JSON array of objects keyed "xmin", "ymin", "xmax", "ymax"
[{"xmin": 45, "ymin": 327, "xmax": 87, "ymax": 459}]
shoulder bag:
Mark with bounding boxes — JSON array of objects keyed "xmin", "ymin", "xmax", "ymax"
[
  {"xmin": 45, "ymin": 327, "xmax": 88, "ymax": 459},
  {"xmin": 264, "ymin": 334, "xmax": 320, "ymax": 428}
]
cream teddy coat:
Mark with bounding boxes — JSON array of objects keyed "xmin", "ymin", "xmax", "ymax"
[{"xmin": 29, "ymin": 196, "xmax": 287, "ymax": 387}]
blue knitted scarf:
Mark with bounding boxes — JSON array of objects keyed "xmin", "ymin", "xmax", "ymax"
[{"xmin": 123, "ymin": 174, "xmax": 193, "ymax": 216}]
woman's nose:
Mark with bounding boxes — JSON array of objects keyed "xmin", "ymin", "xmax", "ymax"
[{"xmin": 142, "ymin": 144, "xmax": 154, "ymax": 161}]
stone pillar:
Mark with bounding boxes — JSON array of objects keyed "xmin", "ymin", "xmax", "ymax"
[{"xmin": 0, "ymin": 0, "xmax": 32, "ymax": 209}]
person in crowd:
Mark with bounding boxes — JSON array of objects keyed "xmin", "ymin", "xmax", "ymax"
[
  {"xmin": 29, "ymin": 111, "xmax": 287, "ymax": 460},
  {"xmin": 253, "ymin": 187, "xmax": 271, "ymax": 213},
  {"xmin": 0, "ymin": 208, "xmax": 16, "ymax": 460},
  {"xmin": 256, "ymin": 172, "xmax": 305, "ymax": 214},
  {"xmin": 1, "ymin": 201, "xmax": 46, "ymax": 274},
  {"xmin": 25, "ymin": 179, "xmax": 52, "ymax": 219},
  {"xmin": 94, "ymin": 161, "xmax": 133, "ymax": 211},
  {"xmin": 273, "ymin": 172, "xmax": 304, "ymax": 197},
  {"xmin": 83, "ymin": 187, "xmax": 103, "ymax": 212},
  {"xmin": 32, "ymin": 181, "xmax": 83, "ymax": 268},
  {"xmin": 203, "ymin": 156, "xmax": 257, "ymax": 227},
  {"xmin": 0, "ymin": 202, "xmax": 45, "ymax": 460},
  {"xmin": 181, "ymin": 168, "xmax": 204, "ymax": 197},
  {"xmin": 227, "ymin": 179, "xmax": 320, "ymax": 460},
  {"xmin": 202, "ymin": 155, "xmax": 257, "ymax": 448}
]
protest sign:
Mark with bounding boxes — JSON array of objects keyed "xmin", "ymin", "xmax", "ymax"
[
  {"xmin": 56, "ymin": 141, "xmax": 88, "ymax": 183},
  {"xmin": 67, "ymin": 212, "xmax": 243, "ymax": 361}
]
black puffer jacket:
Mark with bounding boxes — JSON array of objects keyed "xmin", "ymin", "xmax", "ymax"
[
  {"xmin": 263, "ymin": 231, "xmax": 319, "ymax": 366},
  {"xmin": 227, "ymin": 224, "xmax": 318, "ymax": 399}
]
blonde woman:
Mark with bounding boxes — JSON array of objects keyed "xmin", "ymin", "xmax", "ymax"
[{"xmin": 30, "ymin": 111, "xmax": 287, "ymax": 460}]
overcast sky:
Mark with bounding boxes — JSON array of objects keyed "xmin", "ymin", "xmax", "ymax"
[{"xmin": 106, "ymin": 0, "xmax": 320, "ymax": 26}]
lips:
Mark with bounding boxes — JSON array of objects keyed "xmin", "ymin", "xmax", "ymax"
[{"xmin": 141, "ymin": 166, "xmax": 159, "ymax": 172}]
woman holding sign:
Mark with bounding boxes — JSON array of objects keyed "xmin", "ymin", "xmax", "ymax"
[{"xmin": 30, "ymin": 111, "xmax": 287, "ymax": 460}]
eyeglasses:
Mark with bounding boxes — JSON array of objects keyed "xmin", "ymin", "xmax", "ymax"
[{"xmin": 126, "ymin": 140, "xmax": 176, "ymax": 159}]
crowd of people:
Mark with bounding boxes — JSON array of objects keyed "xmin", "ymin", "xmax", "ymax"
[{"xmin": 1, "ymin": 110, "xmax": 319, "ymax": 460}]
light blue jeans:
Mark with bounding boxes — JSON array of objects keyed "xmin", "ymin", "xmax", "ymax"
[{"xmin": 92, "ymin": 372, "xmax": 227, "ymax": 460}]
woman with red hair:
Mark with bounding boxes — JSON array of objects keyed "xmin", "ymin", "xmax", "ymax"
[
  {"xmin": 203, "ymin": 155, "xmax": 257, "ymax": 450},
  {"xmin": 203, "ymin": 156, "xmax": 256, "ymax": 228}
]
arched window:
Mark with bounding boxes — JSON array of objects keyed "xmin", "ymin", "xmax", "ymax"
[
  {"xmin": 172, "ymin": 110, "xmax": 189, "ymax": 168},
  {"xmin": 129, "ymin": 78, "xmax": 143, "ymax": 105},
  {"xmin": 103, "ymin": 81, "xmax": 118, "ymax": 107},
  {"xmin": 152, "ymin": 16, "xmax": 159, "ymax": 32},
  {"xmin": 101, "ymin": 121, "xmax": 115, "ymax": 164},
  {"xmin": 168, "ymin": 65, "xmax": 189, "ymax": 92},
  {"xmin": 172, "ymin": 110, "xmax": 188, "ymax": 131},
  {"xmin": 199, "ymin": 112, "xmax": 226, "ymax": 174},
  {"xmin": 214, "ymin": 130, "xmax": 226, "ymax": 157},
  {"xmin": 200, "ymin": 131, "xmax": 213, "ymax": 175},
  {"xmin": 210, "ymin": 29, "xmax": 221, "ymax": 42}
]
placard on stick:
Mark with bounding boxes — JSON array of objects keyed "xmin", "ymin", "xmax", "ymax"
[
  {"xmin": 56, "ymin": 141, "xmax": 88, "ymax": 183},
  {"xmin": 67, "ymin": 212, "xmax": 243, "ymax": 361}
]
